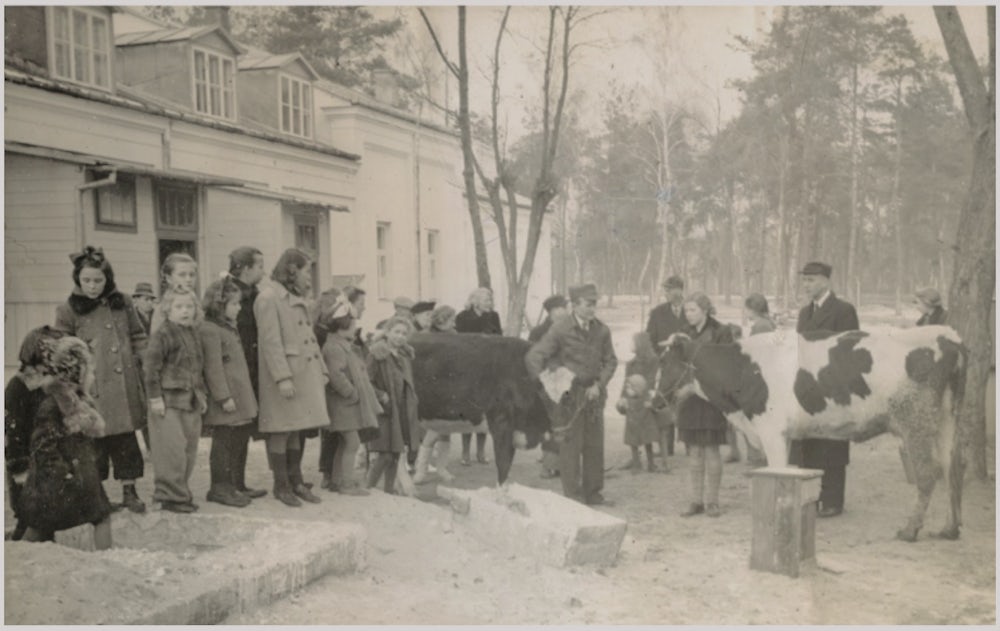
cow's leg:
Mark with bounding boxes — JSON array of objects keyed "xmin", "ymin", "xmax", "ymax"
[
  {"xmin": 491, "ymin": 420, "xmax": 516, "ymax": 487},
  {"xmin": 895, "ymin": 395, "xmax": 942, "ymax": 542}
]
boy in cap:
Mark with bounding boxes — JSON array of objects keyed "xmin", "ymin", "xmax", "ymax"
[
  {"xmin": 526, "ymin": 283, "xmax": 618, "ymax": 505},
  {"xmin": 646, "ymin": 275, "xmax": 686, "ymax": 350},
  {"xmin": 132, "ymin": 282, "xmax": 157, "ymax": 335},
  {"xmin": 790, "ymin": 261, "xmax": 859, "ymax": 518}
]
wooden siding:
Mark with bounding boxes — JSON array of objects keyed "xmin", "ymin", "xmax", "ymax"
[
  {"xmin": 4, "ymin": 156, "xmax": 80, "ymax": 370},
  {"xmin": 87, "ymin": 175, "xmax": 159, "ymax": 298},
  {"xmin": 116, "ymin": 40, "xmax": 192, "ymax": 110},
  {"xmin": 5, "ymin": 6, "xmax": 48, "ymax": 69},
  {"xmin": 6, "ymin": 84, "xmax": 165, "ymax": 167},
  {"xmin": 236, "ymin": 69, "xmax": 280, "ymax": 134},
  {"xmin": 202, "ymin": 188, "xmax": 282, "ymax": 279}
]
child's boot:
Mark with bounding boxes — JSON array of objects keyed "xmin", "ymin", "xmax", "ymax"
[
  {"xmin": 267, "ymin": 450, "xmax": 301, "ymax": 507},
  {"xmin": 122, "ymin": 482, "xmax": 146, "ymax": 514},
  {"xmin": 287, "ymin": 449, "xmax": 321, "ymax": 504}
]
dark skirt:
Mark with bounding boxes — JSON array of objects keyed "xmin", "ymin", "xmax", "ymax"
[{"xmin": 679, "ymin": 427, "xmax": 727, "ymax": 447}]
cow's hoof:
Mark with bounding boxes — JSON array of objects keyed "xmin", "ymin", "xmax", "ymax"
[
  {"xmin": 895, "ymin": 527, "xmax": 919, "ymax": 542},
  {"xmin": 930, "ymin": 527, "xmax": 960, "ymax": 540}
]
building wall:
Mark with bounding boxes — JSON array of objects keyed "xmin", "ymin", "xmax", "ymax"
[
  {"xmin": 202, "ymin": 188, "xmax": 283, "ymax": 281},
  {"xmin": 5, "ymin": 6, "xmax": 48, "ymax": 68},
  {"xmin": 237, "ymin": 69, "xmax": 279, "ymax": 133},
  {"xmin": 116, "ymin": 41, "xmax": 192, "ymax": 109}
]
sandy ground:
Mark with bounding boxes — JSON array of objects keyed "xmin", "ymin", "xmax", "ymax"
[{"xmin": 5, "ymin": 298, "xmax": 996, "ymax": 624}]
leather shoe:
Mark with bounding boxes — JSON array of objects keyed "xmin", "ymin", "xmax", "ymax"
[
  {"xmin": 207, "ymin": 487, "xmax": 251, "ymax": 508},
  {"xmin": 161, "ymin": 501, "xmax": 196, "ymax": 514},
  {"xmin": 818, "ymin": 506, "xmax": 843, "ymax": 518},
  {"xmin": 680, "ymin": 503, "xmax": 704, "ymax": 517},
  {"xmin": 274, "ymin": 487, "xmax": 302, "ymax": 507},
  {"xmin": 238, "ymin": 486, "xmax": 268, "ymax": 499},
  {"xmin": 293, "ymin": 483, "xmax": 322, "ymax": 504}
]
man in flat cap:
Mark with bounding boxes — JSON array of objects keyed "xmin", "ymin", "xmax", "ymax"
[
  {"xmin": 526, "ymin": 283, "xmax": 618, "ymax": 505},
  {"xmin": 646, "ymin": 275, "xmax": 687, "ymax": 350},
  {"xmin": 791, "ymin": 261, "xmax": 859, "ymax": 518}
]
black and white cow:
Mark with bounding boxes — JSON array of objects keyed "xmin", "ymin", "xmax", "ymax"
[{"xmin": 656, "ymin": 325, "xmax": 967, "ymax": 542}]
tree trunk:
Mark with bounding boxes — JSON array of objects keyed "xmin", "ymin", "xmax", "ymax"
[
  {"xmin": 777, "ymin": 130, "xmax": 790, "ymax": 310},
  {"xmin": 935, "ymin": 5, "xmax": 996, "ymax": 480},
  {"xmin": 890, "ymin": 79, "xmax": 904, "ymax": 315},
  {"xmin": 846, "ymin": 40, "xmax": 861, "ymax": 306}
]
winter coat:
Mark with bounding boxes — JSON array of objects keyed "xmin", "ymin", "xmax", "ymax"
[
  {"xmin": 323, "ymin": 334, "xmax": 382, "ymax": 433},
  {"xmin": 253, "ymin": 280, "xmax": 328, "ymax": 433},
  {"xmin": 144, "ymin": 320, "xmax": 207, "ymax": 412},
  {"xmin": 200, "ymin": 319, "xmax": 258, "ymax": 426},
  {"xmin": 455, "ymin": 308, "xmax": 503, "ymax": 335},
  {"xmin": 230, "ymin": 276, "xmax": 261, "ymax": 399},
  {"xmin": 917, "ymin": 307, "xmax": 947, "ymax": 327},
  {"xmin": 365, "ymin": 337, "xmax": 420, "ymax": 453},
  {"xmin": 54, "ymin": 288, "xmax": 147, "ymax": 435},
  {"xmin": 675, "ymin": 317, "xmax": 733, "ymax": 433},
  {"xmin": 20, "ymin": 380, "xmax": 113, "ymax": 533},
  {"xmin": 5, "ymin": 376, "xmax": 44, "ymax": 477},
  {"xmin": 646, "ymin": 301, "xmax": 687, "ymax": 349}
]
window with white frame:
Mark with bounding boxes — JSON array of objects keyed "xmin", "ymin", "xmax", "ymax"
[
  {"xmin": 280, "ymin": 75, "xmax": 312, "ymax": 138},
  {"xmin": 193, "ymin": 48, "xmax": 235, "ymax": 119},
  {"xmin": 93, "ymin": 172, "xmax": 137, "ymax": 232},
  {"xmin": 48, "ymin": 6, "xmax": 111, "ymax": 89},
  {"xmin": 376, "ymin": 222, "xmax": 391, "ymax": 299},
  {"xmin": 426, "ymin": 229, "xmax": 439, "ymax": 296}
]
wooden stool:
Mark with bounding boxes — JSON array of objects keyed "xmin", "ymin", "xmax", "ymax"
[{"xmin": 747, "ymin": 466, "xmax": 823, "ymax": 577}]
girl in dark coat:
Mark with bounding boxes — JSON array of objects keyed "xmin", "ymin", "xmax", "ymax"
[
  {"xmin": 455, "ymin": 287, "xmax": 500, "ymax": 464},
  {"xmin": 6, "ymin": 326, "xmax": 65, "ymax": 542},
  {"xmin": 20, "ymin": 334, "xmax": 113, "ymax": 549},
  {"xmin": 676, "ymin": 292, "xmax": 734, "ymax": 518},
  {"xmin": 201, "ymin": 278, "xmax": 259, "ymax": 508},
  {"xmin": 365, "ymin": 317, "xmax": 420, "ymax": 493},
  {"xmin": 54, "ymin": 246, "xmax": 147, "ymax": 514}
]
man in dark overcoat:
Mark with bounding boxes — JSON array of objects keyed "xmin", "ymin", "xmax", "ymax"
[
  {"xmin": 645, "ymin": 275, "xmax": 687, "ymax": 349},
  {"xmin": 526, "ymin": 284, "xmax": 618, "ymax": 506},
  {"xmin": 790, "ymin": 261, "xmax": 860, "ymax": 518}
]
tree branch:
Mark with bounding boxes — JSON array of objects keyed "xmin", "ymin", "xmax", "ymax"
[{"xmin": 418, "ymin": 8, "xmax": 460, "ymax": 79}]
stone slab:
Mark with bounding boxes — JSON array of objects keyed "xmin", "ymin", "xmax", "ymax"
[
  {"xmin": 5, "ymin": 511, "xmax": 366, "ymax": 625},
  {"xmin": 437, "ymin": 483, "xmax": 627, "ymax": 567}
]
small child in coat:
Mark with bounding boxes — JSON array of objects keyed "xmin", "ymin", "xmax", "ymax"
[
  {"xmin": 144, "ymin": 288, "xmax": 208, "ymax": 513},
  {"xmin": 19, "ymin": 334, "xmax": 114, "ymax": 550},
  {"xmin": 201, "ymin": 278, "xmax": 259, "ymax": 508},
  {"xmin": 616, "ymin": 374, "xmax": 660, "ymax": 473}
]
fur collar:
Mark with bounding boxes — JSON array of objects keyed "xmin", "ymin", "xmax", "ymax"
[
  {"xmin": 369, "ymin": 336, "xmax": 414, "ymax": 361},
  {"xmin": 67, "ymin": 286, "xmax": 128, "ymax": 315},
  {"xmin": 43, "ymin": 379, "xmax": 105, "ymax": 437}
]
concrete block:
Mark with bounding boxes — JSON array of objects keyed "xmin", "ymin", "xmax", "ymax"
[
  {"xmin": 5, "ymin": 512, "xmax": 366, "ymax": 625},
  {"xmin": 438, "ymin": 483, "xmax": 627, "ymax": 567}
]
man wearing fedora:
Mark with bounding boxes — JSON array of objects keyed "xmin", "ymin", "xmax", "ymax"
[
  {"xmin": 790, "ymin": 261, "xmax": 860, "ymax": 518},
  {"xmin": 131, "ymin": 282, "xmax": 157, "ymax": 335},
  {"xmin": 526, "ymin": 283, "xmax": 618, "ymax": 506}
]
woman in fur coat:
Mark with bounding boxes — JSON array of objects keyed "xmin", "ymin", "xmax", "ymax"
[
  {"xmin": 365, "ymin": 317, "xmax": 420, "ymax": 493},
  {"xmin": 20, "ymin": 334, "xmax": 113, "ymax": 549},
  {"xmin": 54, "ymin": 246, "xmax": 147, "ymax": 514}
]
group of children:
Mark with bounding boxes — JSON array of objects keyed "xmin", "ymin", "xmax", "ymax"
[{"xmin": 5, "ymin": 244, "xmax": 431, "ymax": 549}]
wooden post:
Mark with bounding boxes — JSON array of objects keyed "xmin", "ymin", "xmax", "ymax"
[{"xmin": 747, "ymin": 466, "xmax": 823, "ymax": 578}]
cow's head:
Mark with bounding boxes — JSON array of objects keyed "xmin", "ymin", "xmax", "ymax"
[{"xmin": 655, "ymin": 333, "xmax": 701, "ymax": 407}]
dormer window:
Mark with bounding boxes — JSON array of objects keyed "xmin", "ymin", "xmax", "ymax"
[
  {"xmin": 280, "ymin": 74, "xmax": 312, "ymax": 138},
  {"xmin": 193, "ymin": 47, "xmax": 236, "ymax": 119},
  {"xmin": 47, "ymin": 6, "xmax": 111, "ymax": 89}
]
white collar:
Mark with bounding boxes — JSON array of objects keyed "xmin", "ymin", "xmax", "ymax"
[
  {"xmin": 574, "ymin": 314, "xmax": 592, "ymax": 330},
  {"xmin": 814, "ymin": 290, "xmax": 831, "ymax": 308}
]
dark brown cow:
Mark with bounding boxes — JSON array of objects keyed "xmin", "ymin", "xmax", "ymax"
[{"xmin": 410, "ymin": 332, "xmax": 551, "ymax": 484}]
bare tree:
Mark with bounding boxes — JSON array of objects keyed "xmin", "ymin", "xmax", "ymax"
[
  {"xmin": 419, "ymin": 7, "xmax": 492, "ymax": 290},
  {"xmin": 934, "ymin": 6, "xmax": 996, "ymax": 479}
]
